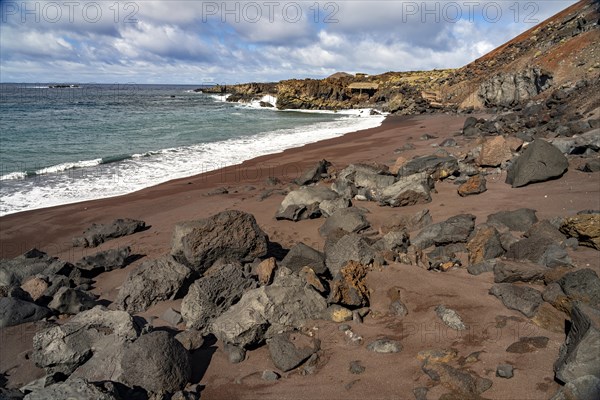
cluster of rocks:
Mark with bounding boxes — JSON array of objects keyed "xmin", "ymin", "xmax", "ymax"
[
  {"xmin": 0, "ymin": 236, "xmax": 136, "ymax": 329},
  {"xmin": 276, "ymin": 109, "xmax": 597, "ymax": 230},
  {"xmin": 268, "ymin": 148, "xmax": 599, "ymax": 397},
  {"xmin": 0, "ymin": 209, "xmax": 391, "ymax": 398},
  {"xmin": 2, "ymin": 202, "xmax": 599, "ymax": 399},
  {"xmin": 463, "ymin": 80, "xmax": 599, "ymax": 150}
]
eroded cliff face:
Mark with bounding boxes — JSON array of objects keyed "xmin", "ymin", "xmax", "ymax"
[
  {"xmin": 441, "ymin": 0, "xmax": 599, "ymax": 109},
  {"xmin": 478, "ymin": 68, "xmax": 553, "ymax": 108},
  {"xmin": 199, "ymin": 0, "xmax": 598, "ymax": 114},
  {"xmin": 275, "ymin": 78, "xmax": 353, "ymax": 110}
]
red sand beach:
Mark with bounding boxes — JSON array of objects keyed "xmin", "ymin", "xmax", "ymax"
[{"xmin": 1, "ymin": 113, "xmax": 599, "ymax": 399}]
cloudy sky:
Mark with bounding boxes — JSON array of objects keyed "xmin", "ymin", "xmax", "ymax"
[{"xmin": 0, "ymin": 0, "xmax": 577, "ymax": 84}]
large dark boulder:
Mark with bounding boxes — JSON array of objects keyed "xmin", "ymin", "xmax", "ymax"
[
  {"xmin": 411, "ymin": 214, "xmax": 476, "ymax": 250},
  {"xmin": 268, "ymin": 331, "xmax": 320, "ymax": 372},
  {"xmin": 120, "ymin": 331, "xmax": 191, "ymax": 394},
  {"xmin": 506, "ymin": 140, "xmax": 568, "ymax": 187},
  {"xmin": 75, "ymin": 247, "xmax": 132, "ymax": 277},
  {"xmin": 487, "ymin": 208, "xmax": 538, "ymax": 232},
  {"xmin": 558, "ymin": 269, "xmax": 600, "ymax": 309},
  {"xmin": 115, "ymin": 256, "xmax": 192, "ymax": 313},
  {"xmin": 0, "ymin": 249, "xmax": 72, "ymax": 287},
  {"xmin": 280, "ymin": 243, "xmax": 326, "ymax": 275},
  {"xmin": 396, "ymin": 155, "xmax": 458, "ymax": 181},
  {"xmin": 376, "ymin": 173, "xmax": 433, "ymax": 207},
  {"xmin": 32, "ymin": 306, "xmax": 140, "ymax": 376},
  {"xmin": 73, "ymin": 218, "xmax": 146, "ymax": 247},
  {"xmin": 493, "ymin": 260, "xmax": 548, "ymax": 283},
  {"xmin": 525, "ymin": 220, "xmax": 567, "ymax": 243},
  {"xmin": 275, "ymin": 186, "xmax": 338, "ymax": 221},
  {"xmin": 22, "ymin": 378, "xmax": 118, "ymax": 400},
  {"xmin": 295, "ymin": 159, "xmax": 331, "ymax": 185},
  {"xmin": 489, "ymin": 283, "xmax": 543, "ymax": 317},
  {"xmin": 506, "ymin": 236, "xmax": 571, "ymax": 267},
  {"xmin": 318, "ymin": 208, "xmax": 370, "ymax": 237},
  {"xmin": 325, "ymin": 233, "xmax": 377, "ymax": 276},
  {"xmin": 0, "ymin": 297, "xmax": 51, "ymax": 328},
  {"xmin": 211, "ymin": 268, "xmax": 327, "ymax": 348},
  {"xmin": 181, "ymin": 263, "xmax": 255, "ymax": 331},
  {"xmin": 554, "ymin": 303, "xmax": 600, "ymax": 384},
  {"xmin": 171, "ymin": 210, "xmax": 268, "ymax": 272}
]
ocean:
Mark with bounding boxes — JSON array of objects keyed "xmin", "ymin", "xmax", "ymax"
[{"xmin": 0, "ymin": 83, "xmax": 384, "ymax": 216}]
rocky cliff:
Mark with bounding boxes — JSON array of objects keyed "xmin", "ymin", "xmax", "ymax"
[{"xmin": 442, "ymin": 0, "xmax": 599, "ymax": 109}]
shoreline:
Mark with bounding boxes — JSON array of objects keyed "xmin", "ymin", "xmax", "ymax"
[
  {"xmin": 0, "ymin": 101, "xmax": 385, "ymax": 217},
  {"xmin": 0, "ymin": 114, "xmax": 461, "ymax": 259}
]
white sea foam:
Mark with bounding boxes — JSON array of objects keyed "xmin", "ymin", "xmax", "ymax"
[
  {"xmin": 207, "ymin": 93, "xmax": 231, "ymax": 102},
  {"xmin": 0, "ymin": 159, "xmax": 103, "ymax": 181},
  {"xmin": 0, "ymin": 171, "xmax": 27, "ymax": 180},
  {"xmin": 249, "ymin": 95, "xmax": 277, "ymax": 108},
  {"xmin": 0, "ymin": 113, "xmax": 384, "ymax": 216}
]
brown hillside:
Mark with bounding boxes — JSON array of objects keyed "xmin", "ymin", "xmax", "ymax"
[{"xmin": 443, "ymin": 0, "xmax": 599, "ymax": 108}]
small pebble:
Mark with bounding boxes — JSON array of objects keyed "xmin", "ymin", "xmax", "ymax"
[
  {"xmin": 413, "ymin": 387, "xmax": 429, "ymax": 400},
  {"xmin": 496, "ymin": 364, "xmax": 514, "ymax": 379},
  {"xmin": 262, "ymin": 370, "xmax": 280, "ymax": 381},
  {"xmin": 352, "ymin": 310, "xmax": 363, "ymax": 323},
  {"xmin": 224, "ymin": 343, "xmax": 246, "ymax": 364},
  {"xmin": 349, "ymin": 360, "xmax": 365, "ymax": 375},
  {"xmin": 366, "ymin": 338, "xmax": 402, "ymax": 353}
]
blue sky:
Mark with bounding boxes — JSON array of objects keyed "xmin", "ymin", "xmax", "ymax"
[{"xmin": 0, "ymin": 1, "xmax": 578, "ymax": 84}]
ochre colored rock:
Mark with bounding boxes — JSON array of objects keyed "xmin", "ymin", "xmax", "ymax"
[
  {"xmin": 21, "ymin": 276, "xmax": 49, "ymax": 301},
  {"xmin": 477, "ymin": 136, "xmax": 512, "ymax": 167},
  {"xmin": 467, "ymin": 225, "xmax": 504, "ymax": 265},
  {"xmin": 560, "ymin": 214, "xmax": 600, "ymax": 250},
  {"xmin": 256, "ymin": 258, "xmax": 277, "ymax": 285},
  {"xmin": 389, "ymin": 156, "xmax": 408, "ymax": 175},
  {"xmin": 458, "ymin": 175, "xmax": 487, "ymax": 197},
  {"xmin": 328, "ymin": 261, "xmax": 370, "ymax": 307}
]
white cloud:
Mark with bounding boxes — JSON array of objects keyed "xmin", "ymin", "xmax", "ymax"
[
  {"xmin": 0, "ymin": 26, "xmax": 73, "ymax": 58},
  {"xmin": 113, "ymin": 22, "xmax": 215, "ymax": 61},
  {"xmin": 0, "ymin": 0, "xmax": 580, "ymax": 83}
]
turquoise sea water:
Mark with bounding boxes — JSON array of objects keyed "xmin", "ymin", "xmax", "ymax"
[{"xmin": 0, "ymin": 83, "xmax": 384, "ymax": 215}]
